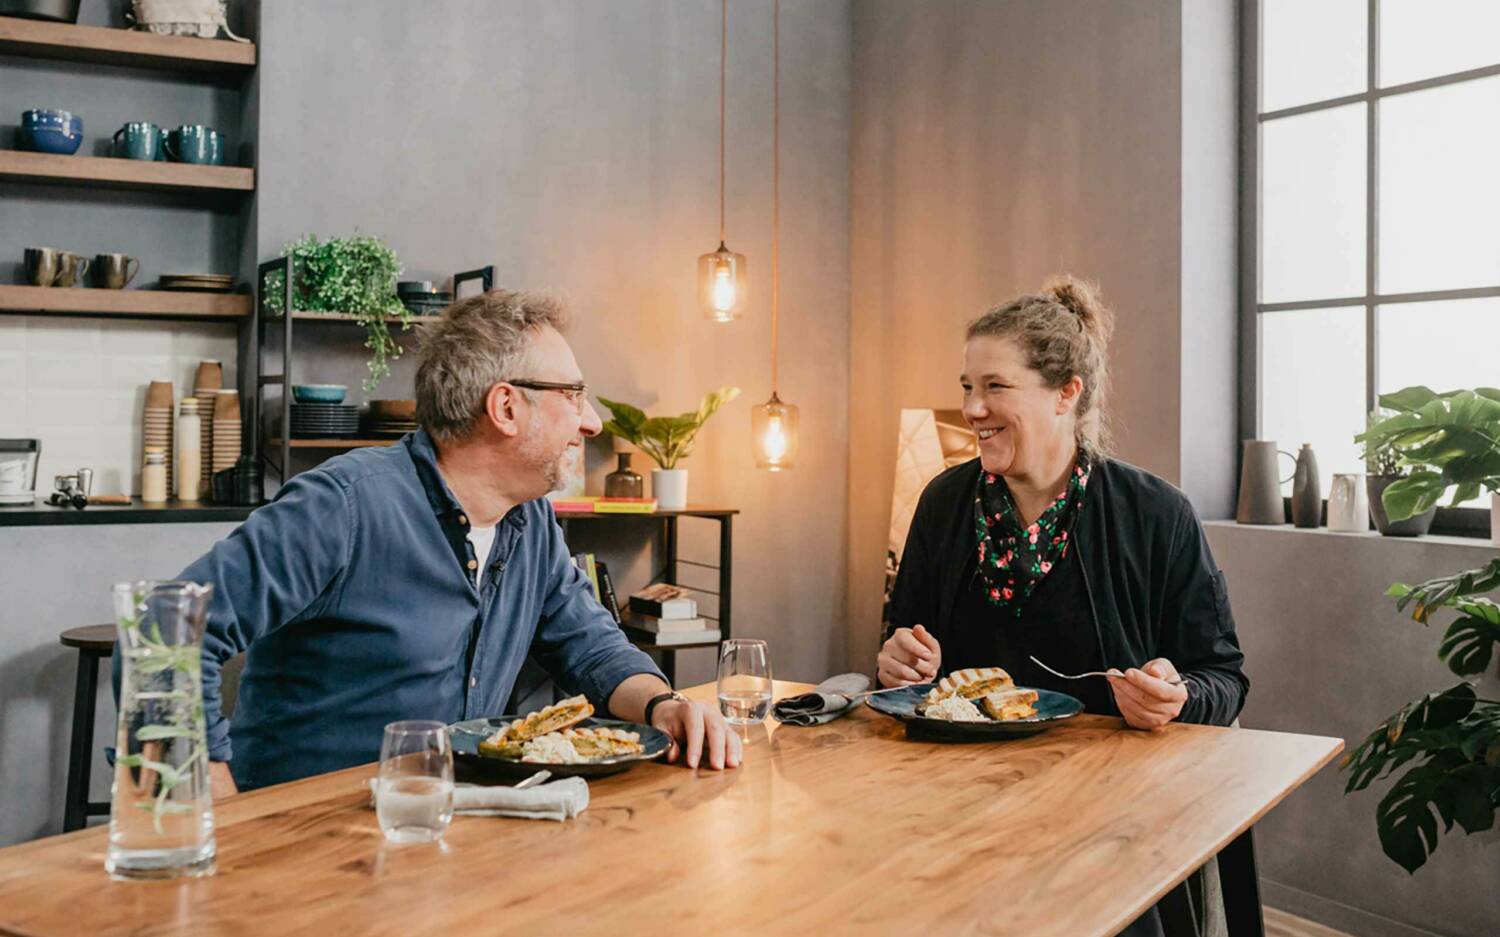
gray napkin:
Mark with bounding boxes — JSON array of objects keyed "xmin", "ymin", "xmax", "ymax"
[
  {"xmin": 772, "ymin": 673, "xmax": 873, "ymax": 726},
  {"xmin": 368, "ymin": 776, "xmax": 589, "ymax": 822}
]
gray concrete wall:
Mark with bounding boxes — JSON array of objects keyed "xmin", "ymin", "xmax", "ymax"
[
  {"xmin": 847, "ymin": 0, "xmax": 1186, "ymax": 672},
  {"xmin": 0, "ymin": 522, "xmax": 239, "ymax": 846},
  {"xmin": 1207, "ymin": 522, "xmax": 1500, "ymax": 937}
]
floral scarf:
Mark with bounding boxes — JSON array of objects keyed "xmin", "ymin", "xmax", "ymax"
[{"xmin": 973, "ymin": 451, "xmax": 1093, "ymax": 617}]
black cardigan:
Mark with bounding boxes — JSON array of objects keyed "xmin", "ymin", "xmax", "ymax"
[{"xmin": 887, "ymin": 457, "xmax": 1248, "ymax": 726}]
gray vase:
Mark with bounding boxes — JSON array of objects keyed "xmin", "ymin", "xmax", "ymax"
[
  {"xmin": 1291, "ymin": 444, "xmax": 1321, "ymax": 528},
  {"xmin": 1368, "ymin": 474, "xmax": 1437, "ymax": 537}
]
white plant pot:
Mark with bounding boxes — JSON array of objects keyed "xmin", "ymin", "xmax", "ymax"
[
  {"xmin": 1492, "ymin": 492, "xmax": 1499, "ymax": 546},
  {"xmin": 652, "ymin": 469, "xmax": 688, "ymax": 510}
]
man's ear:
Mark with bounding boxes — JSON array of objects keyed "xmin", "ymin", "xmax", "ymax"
[
  {"xmin": 484, "ymin": 382, "xmax": 525, "ymax": 438},
  {"xmin": 1057, "ymin": 375, "xmax": 1084, "ymax": 415}
]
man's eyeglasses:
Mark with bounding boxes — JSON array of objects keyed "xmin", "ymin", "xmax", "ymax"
[{"xmin": 507, "ymin": 379, "xmax": 590, "ymax": 411}]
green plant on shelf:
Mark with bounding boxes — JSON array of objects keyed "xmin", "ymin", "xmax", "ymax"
[
  {"xmin": 260, "ymin": 234, "xmax": 411, "ymax": 391},
  {"xmin": 598, "ymin": 387, "xmax": 740, "ymax": 470}
]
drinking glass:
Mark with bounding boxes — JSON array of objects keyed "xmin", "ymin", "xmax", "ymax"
[
  {"xmin": 717, "ymin": 638, "xmax": 773, "ymax": 725},
  {"xmin": 375, "ymin": 721, "xmax": 453, "ymax": 844}
]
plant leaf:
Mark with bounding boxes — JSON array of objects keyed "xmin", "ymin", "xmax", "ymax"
[
  {"xmin": 1379, "ymin": 386, "xmax": 1443, "ymax": 412},
  {"xmin": 1380, "ymin": 472, "xmax": 1446, "ymax": 521},
  {"xmin": 1437, "ymin": 603, "xmax": 1500, "ymax": 676},
  {"xmin": 1375, "ymin": 754, "xmax": 1461, "ymax": 873},
  {"xmin": 136, "ymin": 725, "xmax": 197, "ymax": 742}
]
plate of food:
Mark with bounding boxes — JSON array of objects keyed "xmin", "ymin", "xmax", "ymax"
[
  {"xmin": 865, "ymin": 667, "xmax": 1084, "ymax": 741},
  {"xmin": 449, "ymin": 694, "xmax": 671, "ymax": 779}
]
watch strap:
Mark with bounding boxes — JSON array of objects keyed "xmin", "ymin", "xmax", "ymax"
[{"xmin": 643, "ymin": 690, "xmax": 683, "ymax": 726}]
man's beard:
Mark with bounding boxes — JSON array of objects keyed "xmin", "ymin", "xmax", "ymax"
[{"xmin": 517, "ymin": 413, "xmax": 574, "ymax": 494}]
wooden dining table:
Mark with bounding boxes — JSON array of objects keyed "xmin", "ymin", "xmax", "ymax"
[{"xmin": 0, "ymin": 680, "xmax": 1340, "ymax": 937}]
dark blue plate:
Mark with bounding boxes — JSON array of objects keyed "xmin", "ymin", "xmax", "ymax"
[
  {"xmin": 449, "ymin": 716, "xmax": 670, "ymax": 779},
  {"xmin": 866, "ymin": 682, "xmax": 1084, "ymax": 741}
]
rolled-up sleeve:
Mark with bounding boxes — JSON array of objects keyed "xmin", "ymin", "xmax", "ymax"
[
  {"xmin": 181, "ymin": 470, "xmax": 352, "ymax": 761},
  {"xmin": 1160, "ymin": 505, "xmax": 1249, "ymax": 726},
  {"xmin": 529, "ymin": 514, "xmax": 665, "ymax": 705}
]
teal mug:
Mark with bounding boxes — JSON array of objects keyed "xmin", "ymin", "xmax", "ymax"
[
  {"xmin": 165, "ymin": 124, "xmax": 225, "ymax": 165},
  {"xmin": 156, "ymin": 126, "xmax": 168, "ymax": 161},
  {"xmin": 112, "ymin": 122, "xmax": 159, "ymax": 160}
]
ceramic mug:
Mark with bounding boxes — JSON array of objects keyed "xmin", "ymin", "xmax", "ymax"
[
  {"xmin": 23, "ymin": 246, "xmax": 60, "ymax": 287},
  {"xmin": 166, "ymin": 124, "xmax": 220, "ymax": 164},
  {"xmin": 52, "ymin": 251, "xmax": 90, "ymax": 288},
  {"xmin": 112, "ymin": 121, "xmax": 160, "ymax": 160},
  {"xmin": 1328, "ymin": 473, "xmax": 1369, "ymax": 533},
  {"xmin": 93, "ymin": 253, "xmax": 140, "ymax": 289}
]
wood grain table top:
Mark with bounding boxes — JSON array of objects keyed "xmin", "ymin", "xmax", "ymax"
[{"xmin": 0, "ymin": 681, "xmax": 1341, "ymax": 937}]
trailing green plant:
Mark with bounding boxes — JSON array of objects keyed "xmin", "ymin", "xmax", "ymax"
[
  {"xmin": 260, "ymin": 235, "xmax": 411, "ymax": 392},
  {"xmin": 1355, "ymin": 386, "xmax": 1500, "ymax": 521},
  {"xmin": 1364, "ymin": 409, "xmax": 1403, "ymax": 477},
  {"xmin": 1342, "ymin": 557, "xmax": 1500, "ymax": 872},
  {"xmin": 598, "ymin": 387, "xmax": 740, "ymax": 470}
]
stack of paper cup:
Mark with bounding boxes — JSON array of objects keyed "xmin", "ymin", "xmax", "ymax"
[
  {"xmin": 143, "ymin": 381, "xmax": 175, "ymax": 497},
  {"xmin": 194, "ymin": 360, "xmax": 222, "ymax": 500},
  {"xmin": 212, "ymin": 389, "xmax": 242, "ymax": 476}
]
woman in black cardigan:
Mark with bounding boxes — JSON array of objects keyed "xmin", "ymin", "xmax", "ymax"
[{"xmin": 879, "ymin": 277, "xmax": 1248, "ymax": 730}]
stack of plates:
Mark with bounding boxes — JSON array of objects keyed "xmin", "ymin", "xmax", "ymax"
[
  {"xmin": 291, "ymin": 402, "xmax": 359, "ymax": 438},
  {"xmin": 397, "ymin": 281, "xmax": 452, "ymax": 316},
  {"xmin": 367, "ymin": 398, "xmax": 417, "ymax": 437},
  {"xmin": 212, "ymin": 390, "xmax": 241, "ymax": 473},
  {"xmin": 143, "ymin": 382, "xmax": 175, "ymax": 495},
  {"xmin": 161, "ymin": 274, "xmax": 236, "ymax": 293},
  {"xmin": 367, "ymin": 418, "xmax": 418, "ymax": 437}
]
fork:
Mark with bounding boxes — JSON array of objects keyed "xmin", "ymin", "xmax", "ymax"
[
  {"xmin": 513, "ymin": 769, "xmax": 552, "ymax": 789},
  {"xmin": 1029, "ymin": 655, "xmax": 1185, "ymax": 686}
]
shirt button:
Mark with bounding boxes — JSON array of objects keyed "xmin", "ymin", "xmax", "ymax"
[
  {"xmin": 466, "ymin": 559, "xmax": 478, "ymax": 570},
  {"xmin": 470, "ymin": 677, "xmax": 477, "ymax": 688},
  {"xmin": 458, "ymin": 514, "xmax": 468, "ymax": 525}
]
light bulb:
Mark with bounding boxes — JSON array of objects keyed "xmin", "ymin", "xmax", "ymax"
[
  {"xmin": 711, "ymin": 262, "xmax": 736, "ymax": 312},
  {"xmin": 761, "ymin": 413, "xmax": 788, "ymax": 464}
]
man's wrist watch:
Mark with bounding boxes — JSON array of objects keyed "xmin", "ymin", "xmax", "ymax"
[{"xmin": 643, "ymin": 690, "xmax": 687, "ymax": 725}]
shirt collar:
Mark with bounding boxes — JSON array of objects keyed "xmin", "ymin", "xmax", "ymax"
[{"xmin": 403, "ymin": 428, "xmax": 529, "ymax": 530}]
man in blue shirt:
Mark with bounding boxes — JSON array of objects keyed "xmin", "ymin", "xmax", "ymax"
[{"xmin": 183, "ymin": 289, "xmax": 741, "ymax": 795}]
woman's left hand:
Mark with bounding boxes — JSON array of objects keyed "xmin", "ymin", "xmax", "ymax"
[{"xmin": 1106, "ymin": 658, "xmax": 1187, "ymax": 730}]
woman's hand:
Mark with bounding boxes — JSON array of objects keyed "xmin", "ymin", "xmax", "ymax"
[
  {"xmin": 877, "ymin": 624, "xmax": 942, "ymax": 687},
  {"xmin": 1107, "ymin": 658, "xmax": 1187, "ymax": 730}
]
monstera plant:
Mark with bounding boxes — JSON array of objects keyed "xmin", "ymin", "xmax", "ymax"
[{"xmin": 1343, "ymin": 386, "xmax": 1500, "ymax": 872}]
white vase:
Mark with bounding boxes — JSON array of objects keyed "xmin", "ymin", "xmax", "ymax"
[
  {"xmin": 652, "ymin": 469, "xmax": 688, "ymax": 510},
  {"xmin": 1492, "ymin": 492, "xmax": 1499, "ymax": 546}
]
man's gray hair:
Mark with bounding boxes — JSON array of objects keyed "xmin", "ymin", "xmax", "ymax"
[{"xmin": 415, "ymin": 289, "xmax": 570, "ymax": 444}]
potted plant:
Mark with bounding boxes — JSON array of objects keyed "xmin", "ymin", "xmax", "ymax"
[
  {"xmin": 1343, "ymin": 385, "xmax": 1500, "ymax": 872},
  {"xmin": 260, "ymin": 234, "xmax": 411, "ymax": 392},
  {"xmin": 598, "ymin": 387, "xmax": 739, "ymax": 510},
  {"xmin": 1362, "ymin": 409, "xmax": 1436, "ymax": 537}
]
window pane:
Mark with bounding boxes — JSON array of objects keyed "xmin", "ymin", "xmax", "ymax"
[
  {"xmin": 1378, "ymin": 298, "xmax": 1500, "ymax": 506},
  {"xmin": 1380, "ymin": 0, "xmax": 1500, "ymax": 87},
  {"xmin": 1260, "ymin": 307, "xmax": 1368, "ymax": 496},
  {"xmin": 1261, "ymin": 104, "xmax": 1366, "ymax": 304},
  {"xmin": 1262, "ymin": 0, "xmax": 1367, "ymax": 112},
  {"xmin": 1379, "ymin": 76, "xmax": 1500, "ymax": 294}
]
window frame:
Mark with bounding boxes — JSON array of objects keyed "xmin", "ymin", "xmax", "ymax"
[{"xmin": 1239, "ymin": 0, "xmax": 1499, "ymax": 537}]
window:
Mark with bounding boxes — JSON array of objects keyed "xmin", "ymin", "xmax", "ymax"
[{"xmin": 1247, "ymin": 0, "xmax": 1500, "ymax": 527}]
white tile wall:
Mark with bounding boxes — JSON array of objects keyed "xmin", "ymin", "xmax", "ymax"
[{"xmin": 0, "ymin": 316, "xmax": 238, "ymax": 496}]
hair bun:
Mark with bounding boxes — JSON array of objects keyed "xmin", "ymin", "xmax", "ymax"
[{"xmin": 1043, "ymin": 275, "xmax": 1114, "ymax": 341}]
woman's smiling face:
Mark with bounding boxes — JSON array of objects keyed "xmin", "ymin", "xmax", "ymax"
[{"xmin": 960, "ymin": 335, "xmax": 1077, "ymax": 477}]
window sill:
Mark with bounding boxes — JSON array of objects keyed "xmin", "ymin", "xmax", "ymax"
[{"xmin": 1202, "ymin": 519, "xmax": 1497, "ymax": 553}]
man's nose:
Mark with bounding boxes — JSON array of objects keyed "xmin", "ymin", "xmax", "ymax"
[{"xmin": 579, "ymin": 398, "xmax": 603, "ymax": 437}]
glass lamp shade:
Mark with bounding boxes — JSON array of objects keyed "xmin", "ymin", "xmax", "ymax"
[
  {"xmin": 698, "ymin": 242, "xmax": 748, "ymax": 321},
  {"xmin": 751, "ymin": 393, "xmax": 799, "ymax": 471}
]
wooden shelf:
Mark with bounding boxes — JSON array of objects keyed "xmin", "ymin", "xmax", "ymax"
[
  {"xmin": 0, "ymin": 285, "xmax": 249, "ymax": 320},
  {"xmin": 288, "ymin": 311, "xmax": 440, "ymax": 324},
  {"xmin": 269, "ymin": 438, "xmax": 399, "ymax": 449},
  {"xmin": 0, "ymin": 15, "xmax": 255, "ymax": 73},
  {"xmin": 0, "ymin": 150, "xmax": 254, "ymax": 192}
]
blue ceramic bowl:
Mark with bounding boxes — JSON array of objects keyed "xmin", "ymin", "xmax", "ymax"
[
  {"xmin": 291, "ymin": 384, "xmax": 348, "ymax": 404},
  {"xmin": 21, "ymin": 126, "xmax": 83, "ymax": 154}
]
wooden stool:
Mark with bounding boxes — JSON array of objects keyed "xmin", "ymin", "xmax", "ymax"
[{"xmin": 59, "ymin": 625, "xmax": 116, "ymax": 832}]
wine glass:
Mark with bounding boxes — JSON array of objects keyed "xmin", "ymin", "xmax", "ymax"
[
  {"xmin": 375, "ymin": 721, "xmax": 453, "ymax": 844},
  {"xmin": 717, "ymin": 638, "xmax": 773, "ymax": 725}
]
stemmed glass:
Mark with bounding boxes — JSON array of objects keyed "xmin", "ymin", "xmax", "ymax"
[
  {"xmin": 375, "ymin": 721, "xmax": 453, "ymax": 844},
  {"xmin": 717, "ymin": 638, "xmax": 773, "ymax": 726}
]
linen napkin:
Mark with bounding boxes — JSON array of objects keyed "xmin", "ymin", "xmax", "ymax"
[
  {"xmin": 771, "ymin": 673, "xmax": 873, "ymax": 726},
  {"xmin": 368, "ymin": 777, "xmax": 589, "ymax": 822}
]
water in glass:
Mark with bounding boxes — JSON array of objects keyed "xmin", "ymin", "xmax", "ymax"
[
  {"xmin": 717, "ymin": 638, "xmax": 773, "ymax": 726},
  {"xmin": 377, "ymin": 721, "xmax": 453, "ymax": 844}
]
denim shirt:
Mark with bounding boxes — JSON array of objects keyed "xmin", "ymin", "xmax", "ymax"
[{"xmin": 178, "ymin": 429, "xmax": 663, "ymax": 790}]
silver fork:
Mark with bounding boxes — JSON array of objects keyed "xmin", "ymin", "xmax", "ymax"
[
  {"xmin": 513, "ymin": 769, "xmax": 552, "ymax": 789},
  {"xmin": 1029, "ymin": 655, "xmax": 1185, "ymax": 686}
]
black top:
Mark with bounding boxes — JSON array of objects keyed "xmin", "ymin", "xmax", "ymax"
[
  {"xmin": 949, "ymin": 546, "xmax": 1116, "ymax": 716},
  {"xmin": 889, "ymin": 457, "xmax": 1248, "ymax": 727}
]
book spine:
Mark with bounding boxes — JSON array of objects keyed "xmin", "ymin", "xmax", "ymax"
[
  {"xmin": 596, "ymin": 560, "xmax": 622, "ymax": 624},
  {"xmin": 585, "ymin": 552, "xmax": 601, "ymax": 602},
  {"xmin": 628, "ymin": 596, "xmax": 698, "ymax": 618}
]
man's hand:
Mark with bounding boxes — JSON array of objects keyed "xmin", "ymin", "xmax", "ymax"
[
  {"xmin": 877, "ymin": 624, "xmax": 941, "ymax": 687},
  {"xmin": 208, "ymin": 760, "xmax": 238, "ymax": 800},
  {"xmin": 1107, "ymin": 658, "xmax": 1188, "ymax": 730},
  {"xmin": 652, "ymin": 698, "xmax": 742, "ymax": 771}
]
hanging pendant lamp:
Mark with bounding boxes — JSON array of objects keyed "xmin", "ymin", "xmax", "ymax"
[
  {"xmin": 752, "ymin": 0, "xmax": 798, "ymax": 471},
  {"xmin": 698, "ymin": 0, "xmax": 747, "ymax": 322}
]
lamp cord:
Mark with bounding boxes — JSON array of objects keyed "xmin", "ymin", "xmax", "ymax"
[
  {"xmin": 719, "ymin": 0, "xmax": 726, "ymax": 244},
  {"xmin": 770, "ymin": 0, "xmax": 780, "ymax": 393}
]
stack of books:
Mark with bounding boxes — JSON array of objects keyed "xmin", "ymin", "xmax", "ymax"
[
  {"xmin": 552, "ymin": 496, "xmax": 659, "ymax": 514},
  {"xmin": 623, "ymin": 583, "xmax": 720, "ymax": 646}
]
